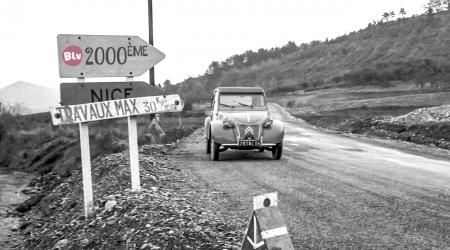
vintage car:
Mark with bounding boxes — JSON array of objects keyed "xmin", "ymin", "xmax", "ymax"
[{"xmin": 204, "ymin": 87, "xmax": 284, "ymax": 161}]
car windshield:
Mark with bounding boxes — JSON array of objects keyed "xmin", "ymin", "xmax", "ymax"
[{"xmin": 218, "ymin": 94, "xmax": 266, "ymax": 110}]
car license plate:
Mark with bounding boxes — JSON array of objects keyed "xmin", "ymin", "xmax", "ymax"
[{"xmin": 240, "ymin": 140, "xmax": 260, "ymax": 146}]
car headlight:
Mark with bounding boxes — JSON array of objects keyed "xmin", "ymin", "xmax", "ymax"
[
  {"xmin": 262, "ymin": 118, "xmax": 273, "ymax": 128},
  {"xmin": 223, "ymin": 117, "xmax": 236, "ymax": 128}
]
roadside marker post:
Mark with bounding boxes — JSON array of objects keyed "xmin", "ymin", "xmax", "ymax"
[
  {"xmin": 53, "ymin": 33, "xmax": 177, "ymax": 217},
  {"xmin": 241, "ymin": 192, "xmax": 294, "ymax": 250},
  {"xmin": 127, "ymin": 76, "xmax": 140, "ymax": 191},
  {"xmin": 77, "ymin": 77, "xmax": 94, "ymax": 218}
]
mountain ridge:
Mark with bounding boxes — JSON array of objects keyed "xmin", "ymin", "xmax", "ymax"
[
  {"xmin": 170, "ymin": 11, "xmax": 450, "ymax": 102},
  {"xmin": 0, "ymin": 81, "xmax": 58, "ymax": 114}
]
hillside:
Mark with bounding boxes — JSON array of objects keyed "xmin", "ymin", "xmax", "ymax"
[
  {"xmin": 0, "ymin": 81, "xmax": 58, "ymax": 114},
  {"xmin": 172, "ymin": 11, "xmax": 450, "ymax": 101}
]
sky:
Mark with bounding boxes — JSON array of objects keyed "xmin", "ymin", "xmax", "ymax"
[{"xmin": 0, "ymin": 0, "xmax": 428, "ymax": 90}]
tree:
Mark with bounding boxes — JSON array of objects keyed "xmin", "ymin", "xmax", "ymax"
[
  {"xmin": 425, "ymin": 0, "xmax": 448, "ymax": 13},
  {"xmin": 382, "ymin": 12, "xmax": 390, "ymax": 22},
  {"xmin": 206, "ymin": 61, "xmax": 220, "ymax": 75},
  {"xmin": 390, "ymin": 11, "xmax": 395, "ymax": 19},
  {"xmin": 163, "ymin": 79, "xmax": 171, "ymax": 89},
  {"xmin": 399, "ymin": 8, "xmax": 406, "ymax": 17}
]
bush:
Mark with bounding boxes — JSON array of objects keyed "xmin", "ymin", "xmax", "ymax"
[
  {"xmin": 183, "ymin": 102, "xmax": 193, "ymax": 111},
  {"xmin": 286, "ymin": 100, "xmax": 296, "ymax": 108},
  {"xmin": 0, "ymin": 122, "xmax": 4, "ymax": 142}
]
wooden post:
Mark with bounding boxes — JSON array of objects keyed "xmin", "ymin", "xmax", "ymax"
[
  {"xmin": 127, "ymin": 76, "xmax": 140, "ymax": 191},
  {"xmin": 78, "ymin": 77, "xmax": 94, "ymax": 218}
]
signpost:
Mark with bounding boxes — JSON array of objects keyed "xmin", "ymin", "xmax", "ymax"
[
  {"xmin": 54, "ymin": 33, "xmax": 174, "ymax": 218},
  {"xmin": 60, "ymin": 81, "xmax": 166, "ymax": 105},
  {"xmin": 51, "ymin": 94, "xmax": 183, "ymax": 125},
  {"xmin": 57, "ymin": 34, "xmax": 165, "ymax": 78}
]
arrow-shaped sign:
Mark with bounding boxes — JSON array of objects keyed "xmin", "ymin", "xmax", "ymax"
[{"xmin": 57, "ymin": 34, "xmax": 165, "ymax": 78}]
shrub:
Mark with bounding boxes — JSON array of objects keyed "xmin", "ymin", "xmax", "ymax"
[
  {"xmin": 286, "ymin": 100, "xmax": 296, "ymax": 108},
  {"xmin": 0, "ymin": 122, "xmax": 4, "ymax": 142},
  {"xmin": 183, "ymin": 102, "xmax": 193, "ymax": 111}
]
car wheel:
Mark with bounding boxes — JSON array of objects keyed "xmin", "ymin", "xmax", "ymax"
[
  {"xmin": 210, "ymin": 137, "xmax": 219, "ymax": 161},
  {"xmin": 272, "ymin": 142, "xmax": 282, "ymax": 160},
  {"xmin": 206, "ymin": 130, "xmax": 211, "ymax": 154},
  {"xmin": 259, "ymin": 148, "xmax": 264, "ymax": 152}
]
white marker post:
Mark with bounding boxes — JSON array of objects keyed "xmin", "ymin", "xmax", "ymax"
[
  {"xmin": 78, "ymin": 77, "xmax": 94, "ymax": 218},
  {"xmin": 127, "ymin": 76, "xmax": 140, "ymax": 191}
]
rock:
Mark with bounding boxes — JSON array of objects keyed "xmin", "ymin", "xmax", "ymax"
[
  {"xmin": 149, "ymin": 175, "xmax": 158, "ymax": 182},
  {"xmin": 104, "ymin": 200, "xmax": 117, "ymax": 212},
  {"xmin": 18, "ymin": 221, "xmax": 31, "ymax": 230},
  {"xmin": 389, "ymin": 104, "xmax": 450, "ymax": 125},
  {"xmin": 54, "ymin": 239, "xmax": 69, "ymax": 249},
  {"xmin": 15, "ymin": 194, "xmax": 45, "ymax": 213},
  {"xmin": 141, "ymin": 243, "xmax": 161, "ymax": 250}
]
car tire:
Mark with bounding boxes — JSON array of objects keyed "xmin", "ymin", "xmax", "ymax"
[
  {"xmin": 272, "ymin": 142, "xmax": 282, "ymax": 160},
  {"xmin": 206, "ymin": 130, "xmax": 211, "ymax": 154},
  {"xmin": 259, "ymin": 148, "xmax": 264, "ymax": 152},
  {"xmin": 211, "ymin": 138, "xmax": 219, "ymax": 161}
]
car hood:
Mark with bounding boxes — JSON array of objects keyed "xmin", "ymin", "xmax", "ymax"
[{"xmin": 219, "ymin": 111, "xmax": 268, "ymax": 124}]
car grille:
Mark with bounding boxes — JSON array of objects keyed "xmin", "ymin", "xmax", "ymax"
[{"xmin": 237, "ymin": 124, "xmax": 261, "ymax": 140}]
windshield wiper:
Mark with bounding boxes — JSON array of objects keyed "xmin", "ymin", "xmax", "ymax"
[
  {"xmin": 219, "ymin": 103, "xmax": 234, "ymax": 107},
  {"xmin": 238, "ymin": 102, "xmax": 253, "ymax": 108}
]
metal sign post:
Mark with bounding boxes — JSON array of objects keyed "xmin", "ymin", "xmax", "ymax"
[{"xmin": 148, "ymin": 0, "xmax": 155, "ymax": 86}]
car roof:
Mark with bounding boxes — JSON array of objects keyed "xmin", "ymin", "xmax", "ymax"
[{"xmin": 215, "ymin": 87, "xmax": 265, "ymax": 94}]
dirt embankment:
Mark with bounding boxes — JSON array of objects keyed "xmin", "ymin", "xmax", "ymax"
[
  {"xmin": 294, "ymin": 105, "xmax": 450, "ymax": 149},
  {"xmin": 0, "ymin": 111, "xmax": 203, "ymax": 176},
  {"xmin": 14, "ymin": 143, "xmax": 245, "ymax": 250},
  {"xmin": 0, "ymin": 111, "xmax": 208, "ymax": 249}
]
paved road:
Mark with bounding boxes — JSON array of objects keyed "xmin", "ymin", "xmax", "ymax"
[{"xmin": 177, "ymin": 104, "xmax": 450, "ymax": 248}]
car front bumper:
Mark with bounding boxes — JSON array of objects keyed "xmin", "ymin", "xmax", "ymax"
[{"xmin": 211, "ymin": 121, "xmax": 284, "ymax": 147}]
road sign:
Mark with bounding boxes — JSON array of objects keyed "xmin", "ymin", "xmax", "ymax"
[
  {"xmin": 60, "ymin": 81, "xmax": 166, "ymax": 105},
  {"xmin": 50, "ymin": 94, "xmax": 183, "ymax": 125},
  {"xmin": 57, "ymin": 34, "xmax": 165, "ymax": 78},
  {"xmin": 241, "ymin": 192, "xmax": 294, "ymax": 250}
]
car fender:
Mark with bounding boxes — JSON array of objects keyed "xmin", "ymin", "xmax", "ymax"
[
  {"xmin": 204, "ymin": 116, "xmax": 211, "ymax": 140},
  {"xmin": 263, "ymin": 119, "xmax": 284, "ymax": 144},
  {"xmin": 210, "ymin": 120, "xmax": 236, "ymax": 145},
  {"xmin": 210, "ymin": 120, "xmax": 223, "ymax": 141}
]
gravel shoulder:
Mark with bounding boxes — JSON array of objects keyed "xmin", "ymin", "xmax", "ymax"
[
  {"xmin": 0, "ymin": 171, "xmax": 34, "ymax": 249},
  {"xmin": 16, "ymin": 144, "xmax": 246, "ymax": 250}
]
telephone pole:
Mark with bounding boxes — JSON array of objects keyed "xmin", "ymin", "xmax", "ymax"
[{"xmin": 148, "ymin": 0, "xmax": 155, "ymax": 85}]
